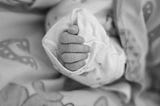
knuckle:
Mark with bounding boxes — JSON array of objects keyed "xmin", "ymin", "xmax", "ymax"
[
  {"xmin": 83, "ymin": 45, "xmax": 90, "ymax": 52},
  {"xmin": 83, "ymin": 53, "xmax": 88, "ymax": 59},
  {"xmin": 75, "ymin": 36, "xmax": 82, "ymax": 43},
  {"xmin": 79, "ymin": 36, "xmax": 85, "ymax": 43},
  {"xmin": 80, "ymin": 54, "xmax": 88, "ymax": 60}
]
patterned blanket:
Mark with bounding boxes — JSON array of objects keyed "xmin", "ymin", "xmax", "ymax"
[{"xmin": 0, "ymin": 0, "xmax": 159, "ymax": 106}]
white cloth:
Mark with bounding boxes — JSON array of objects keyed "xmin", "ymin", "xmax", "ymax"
[{"xmin": 42, "ymin": 8, "xmax": 126, "ymax": 88}]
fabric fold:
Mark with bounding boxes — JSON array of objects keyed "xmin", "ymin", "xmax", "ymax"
[
  {"xmin": 115, "ymin": 0, "xmax": 149, "ymax": 89},
  {"xmin": 42, "ymin": 8, "xmax": 126, "ymax": 88}
]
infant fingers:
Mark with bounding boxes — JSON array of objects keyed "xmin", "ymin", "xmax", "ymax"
[
  {"xmin": 59, "ymin": 32, "xmax": 84, "ymax": 44},
  {"xmin": 61, "ymin": 53, "xmax": 88, "ymax": 63},
  {"xmin": 59, "ymin": 44, "xmax": 90, "ymax": 53},
  {"xmin": 65, "ymin": 60, "xmax": 86, "ymax": 71}
]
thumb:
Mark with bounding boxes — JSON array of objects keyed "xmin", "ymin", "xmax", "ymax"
[{"xmin": 67, "ymin": 25, "xmax": 79, "ymax": 35}]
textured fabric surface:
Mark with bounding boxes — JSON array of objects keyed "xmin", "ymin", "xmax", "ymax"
[
  {"xmin": 43, "ymin": 8, "xmax": 126, "ymax": 88},
  {"xmin": 0, "ymin": 0, "xmax": 159, "ymax": 106}
]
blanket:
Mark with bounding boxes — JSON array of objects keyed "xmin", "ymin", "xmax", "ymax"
[{"xmin": 0, "ymin": 0, "xmax": 159, "ymax": 106}]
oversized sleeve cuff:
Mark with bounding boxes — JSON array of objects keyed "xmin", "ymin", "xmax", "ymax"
[{"xmin": 42, "ymin": 8, "xmax": 126, "ymax": 88}]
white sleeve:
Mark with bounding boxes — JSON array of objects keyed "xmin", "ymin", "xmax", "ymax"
[{"xmin": 42, "ymin": 8, "xmax": 126, "ymax": 88}]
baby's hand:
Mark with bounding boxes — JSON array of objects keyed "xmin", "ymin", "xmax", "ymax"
[{"xmin": 58, "ymin": 25, "xmax": 90, "ymax": 71}]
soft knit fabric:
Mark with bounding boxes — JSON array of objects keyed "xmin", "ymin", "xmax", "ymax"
[
  {"xmin": 0, "ymin": 0, "xmax": 159, "ymax": 106},
  {"xmin": 42, "ymin": 8, "xmax": 126, "ymax": 88}
]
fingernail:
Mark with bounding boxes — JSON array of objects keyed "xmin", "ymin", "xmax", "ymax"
[{"xmin": 68, "ymin": 25, "xmax": 79, "ymax": 35}]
